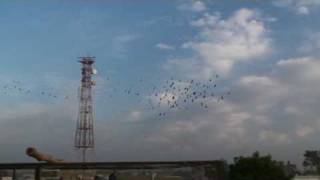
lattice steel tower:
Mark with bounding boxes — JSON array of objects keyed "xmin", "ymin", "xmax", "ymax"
[{"xmin": 75, "ymin": 56, "xmax": 96, "ymax": 162}]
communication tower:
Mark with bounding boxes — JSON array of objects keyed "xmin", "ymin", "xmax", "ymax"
[{"xmin": 74, "ymin": 56, "xmax": 97, "ymax": 162}]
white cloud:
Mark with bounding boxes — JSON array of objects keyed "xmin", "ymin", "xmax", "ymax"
[
  {"xmin": 4, "ymin": 6, "xmax": 320, "ymax": 164},
  {"xmin": 296, "ymin": 126, "xmax": 315, "ymax": 137},
  {"xmin": 167, "ymin": 8, "xmax": 272, "ymax": 77},
  {"xmin": 238, "ymin": 56, "xmax": 320, "ymax": 138},
  {"xmin": 4, "ymin": 55, "xmax": 320, "ymax": 163},
  {"xmin": 273, "ymin": 0, "xmax": 320, "ymax": 15},
  {"xmin": 112, "ymin": 34, "xmax": 137, "ymax": 58},
  {"xmin": 0, "ymin": 100, "xmax": 77, "ymax": 162},
  {"xmin": 155, "ymin": 43, "xmax": 175, "ymax": 50},
  {"xmin": 179, "ymin": 1, "xmax": 207, "ymax": 12},
  {"xmin": 151, "ymin": 54, "xmax": 320, "ymax": 161},
  {"xmin": 276, "ymin": 57, "xmax": 320, "ymax": 83},
  {"xmin": 146, "ymin": 100, "xmax": 252, "ymax": 153},
  {"xmin": 259, "ymin": 131, "xmax": 290, "ymax": 144},
  {"xmin": 300, "ymin": 32, "xmax": 320, "ymax": 53},
  {"xmin": 127, "ymin": 110, "xmax": 143, "ymax": 122},
  {"xmin": 0, "ymin": 102, "xmax": 49, "ymax": 121},
  {"xmin": 239, "ymin": 76, "xmax": 274, "ymax": 87},
  {"xmin": 191, "ymin": 1, "xmax": 207, "ymax": 12},
  {"xmin": 190, "ymin": 12, "xmax": 220, "ymax": 27},
  {"xmin": 297, "ymin": 6, "xmax": 309, "ymax": 14}
]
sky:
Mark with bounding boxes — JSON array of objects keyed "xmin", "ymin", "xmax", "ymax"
[{"xmin": 1, "ymin": 0, "xmax": 320, "ymax": 166}]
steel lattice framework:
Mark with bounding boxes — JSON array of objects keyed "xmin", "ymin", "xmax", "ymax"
[{"xmin": 74, "ymin": 57, "xmax": 96, "ymax": 162}]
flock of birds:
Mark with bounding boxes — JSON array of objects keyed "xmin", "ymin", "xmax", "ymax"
[
  {"xmin": 102, "ymin": 75, "xmax": 231, "ymax": 119},
  {"xmin": 0, "ymin": 74, "xmax": 231, "ymax": 119},
  {"xmin": 0, "ymin": 80, "xmax": 69, "ymax": 100}
]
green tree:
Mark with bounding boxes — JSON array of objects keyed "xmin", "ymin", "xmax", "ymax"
[
  {"xmin": 303, "ymin": 150, "xmax": 320, "ymax": 174},
  {"xmin": 229, "ymin": 151, "xmax": 293, "ymax": 180}
]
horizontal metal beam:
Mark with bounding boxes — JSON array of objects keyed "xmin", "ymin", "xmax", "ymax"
[{"xmin": 0, "ymin": 161, "xmax": 223, "ymax": 170}]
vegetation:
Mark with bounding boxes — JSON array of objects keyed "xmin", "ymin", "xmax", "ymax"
[
  {"xmin": 303, "ymin": 150, "xmax": 320, "ymax": 174},
  {"xmin": 229, "ymin": 151, "xmax": 293, "ymax": 180}
]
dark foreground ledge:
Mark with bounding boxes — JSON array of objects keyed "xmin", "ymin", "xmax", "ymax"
[{"xmin": 0, "ymin": 160, "xmax": 224, "ymax": 170}]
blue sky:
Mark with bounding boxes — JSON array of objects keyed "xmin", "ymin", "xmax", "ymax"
[{"xmin": 1, "ymin": 0, "xmax": 320, "ymax": 166}]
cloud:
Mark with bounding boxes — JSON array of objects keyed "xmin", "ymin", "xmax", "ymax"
[
  {"xmin": 238, "ymin": 56, "xmax": 320, "ymax": 138},
  {"xmin": 155, "ymin": 43, "xmax": 175, "ymax": 50},
  {"xmin": 179, "ymin": 0, "xmax": 207, "ymax": 12},
  {"xmin": 3, "ymin": 5, "xmax": 320, "ymax": 165},
  {"xmin": 276, "ymin": 57, "xmax": 320, "ymax": 84},
  {"xmin": 148, "ymin": 54, "xmax": 320, "ymax": 163},
  {"xmin": 126, "ymin": 110, "xmax": 143, "ymax": 122},
  {"xmin": 0, "ymin": 101, "xmax": 76, "ymax": 162},
  {"xmin": 167, "ymin": 8, "xmax": 272, "ymax": 78},
  {"xmin": 189, "ymin": 12, "xmax": 220, "ymax": 27},
  {"xmin": 300, "ymin": 32, "xmax": 320, "ymax": 54},
  {"xmin": 190, "ymin": 1, "xmax": 207, "ymax": 12},
  {"xmin": 111, "ymin": 34, "xmax": 137, "ymax": 58},
  {"xmin": 0, "ymin": 102, "xmax": 51, "ymax": 120},
  {"xmin": 297, "ymin": 6, "xmax": 309, "ymax": 15},
  {"xmin": 296, "ymin": 126, "xmax": 315, "ymax": 138},
  {"xmin": 0, "ymin": 74, "xmax": 81, "ymax": 162},
  {"xmin": 259, "ymin": 131, "xmax": 291, "ymax": 145},
  {"xmin": 146, "ymin": 101, "xmax": 252, "ymax": 153},
  {"xmin": 273, "ymin": 0, "xmax": 320, "ymax": 15},
  {"xmin": 3, "ymin": 55, "xmax": 320, "ymax": 164},
  {"xmin": 143, "ymin": 16, "xmax": 171, "ymax": 26}
]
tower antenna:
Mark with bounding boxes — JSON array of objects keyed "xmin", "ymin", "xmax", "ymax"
[{"xmin": 74, "ymin": 56, "xmax": 96, "ymax": 162}]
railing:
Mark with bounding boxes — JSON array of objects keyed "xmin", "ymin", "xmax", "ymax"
[{"xmin": 0, "ymin": 161, "xmax": 227, "ymax": 180}]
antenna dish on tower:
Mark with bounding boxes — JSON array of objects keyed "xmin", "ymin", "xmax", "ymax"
[{"xmin": 92, "ymin": 69, "xmax": 98, "ymax": 75}]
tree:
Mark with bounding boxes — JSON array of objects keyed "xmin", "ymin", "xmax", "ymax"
[
  {"xmin": 303, "ymin": 150, "xmax": 320, "ymax": 174},
  {"xmin": 229, "ymin": 151, "xmax": 293, "ymax": 180}
]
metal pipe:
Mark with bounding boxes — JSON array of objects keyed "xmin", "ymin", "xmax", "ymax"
[{"xmin": 26, "ymin": 147, "xmax": 65, "ymax": 164}]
